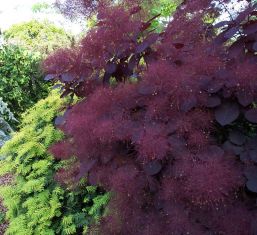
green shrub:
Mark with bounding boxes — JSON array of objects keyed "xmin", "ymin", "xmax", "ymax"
[
  {"xmin": 4, "ymin": 20, "xmax": 72, "ymax": 56},
  {"xmin": 0, "ymin": 45, "xmax": 49, "ymax": 120},
  {"xmin": 0, "ymin": 92, "xmax": 109, "ymax": 235}
]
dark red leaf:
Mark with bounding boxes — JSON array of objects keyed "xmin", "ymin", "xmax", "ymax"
[
  {"xmin": 222, "ymin": 89, "xmax": 232, "ymax": 98},
  {"xmin": 243, "ymin": 21, "xmax": 257, "ymax": 34},
  {"xmin": 206, "ymin": 145, "xmax": 225, "ymax": 157},
  {"xmin": 215, "ymin": 102, "xmax": 240, "ymax": 126},
  {"xmin": 206, "ymin": 96, "xmax": 221, "ymax": 108},
  {"xmin": 245, "ymin": 109, "xmax": 257, "ymax": 123},
  {"xmin": 240, "ymin": 151, "xmax": 250, "ymax": 162},
  {"xmin": 128, "ymin": 55, "xmax": 139, "ymax": 70},
  {"xmin": 136, "ymin": 33, "xmax": 159, "ymax": 54},
  {"xmin": 244, "ymin": 166, "xmax": 257, "ymax": 180},
  {"xmin": 224, "ymin": 27, "xmax": 239, "ymax": 39},
  {"xmin": 229, "ymin": 39, "xmax": 245, "ymax": 58},
  {"xmin": 52, "ymin": 84, "xmax": 63, "ymax": 90},
  {"xmin": 106, "ymin": 62, "xmax": 117, "ymax": 74},
  {"xmin": 144, "ymin": 160, "xmax": 162, "ymax": 176},
  {"xmin": 236, "ymin": 90, "xmax": 253, "ymax": 107},
  {"xmin": 246, "ymin": 137, "xmax": 257, "ymax": 150},
  {"xmin": 180, "ymin": 96, "xmax": 197, "ymax": 112},
  {"xmin": 54, "ymin": 115, "xmax": 66, "ymax": 126},
  {"xmin": 253, "ymin": 42, "xmax": 257, "ymax": 51},
  {"xmin": 222, "ymin": 141, "xmax": 243, "ymax": 155},
  {"xmin": 173, "ymin": 43, "xmax": 184, "ymax": 49},
  {"xmin": 61, "ymin": 73, "xmax": 74, "ymax": 82},
  {"xmin": 213, "ymin": 21, "xmax": 230, "ymax": 28},
  {"xmin": 103, "ymin": 72, "xmax": 111, "ymax": 85},
  {"xmin": 246, "ymin": 179, "xmax": 257, "ymax": 193},
  {"xmin": 229, "ymin": 131, "xmax": 246, "ymax": 146},
  {"xmin": 249, "ymin": 149, "xmax": 257, "ymax": 163},
  {"xmin": 44, "ymin": 74, "xmax": 56, "ymax": 81},
  {"xmin": 138, "ymin": 85, "xmax": 155, "ymax": 95},
  {"xmin": 129, "ymin": 6, "xmax": 141, "ymax": 15},
  {"xmin": 205, "ymin": 81, "xmax": 223, "ymax": 93},
  {"xmin": 76, "ymin": 159, "xmax": 97, "ymax": 180}
]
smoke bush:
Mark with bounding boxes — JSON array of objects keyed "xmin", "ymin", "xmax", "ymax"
[{"xmin": 45, "ymin": 0, "xmax": 257, "ymax": 234}]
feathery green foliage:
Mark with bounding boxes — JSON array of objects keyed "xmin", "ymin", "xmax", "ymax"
[{"xmin": 0, "ymin": 92, "xmax": 109, "ymax": 235}]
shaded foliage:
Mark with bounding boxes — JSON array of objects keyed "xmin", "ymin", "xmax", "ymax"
[
  {"xmin": 0, "ymin": 98, "xmax": 16, "ymax": 149},
  {"xmin": 45, "ymin": 0, "xmax": 257, "ymax": 234},
  {"xmin": 0, "ymin": 45, "xmax": 49, "ymax": 121}
]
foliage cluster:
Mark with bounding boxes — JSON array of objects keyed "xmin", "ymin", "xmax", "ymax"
[
  {"xmin": 0, "ymin": 98, "xmax": 16, "ymax": 149},
  {"xmin": 4, "ymin": 20, "xmax": 72, "ymax": 56},
  {"xmin": 0, "ymin": 92, "xmax": 109, "ymax": 235},
  {"xmin": 44, "ymin": 0, "xmax": 257, "ymax": 234},
  {"xmin": 31, "ymin": 2, "xmax": 51, "ymax": 13},
  {"xmin": 0, "ymin": 45, "xmax": 49, "ymax": 120}
]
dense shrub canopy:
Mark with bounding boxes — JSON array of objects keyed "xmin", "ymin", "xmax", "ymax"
[
  {"xmin": 45, "ymin": 0, "xmax": 257, "ymax": 234},
  {"xmin": 4, "ymin": 20, "xmax": 72, "ymax": 56},
  {"xmin": 0, "ymin": 45, "xmax": 49, "ymax": 120},
  {"xmin": 0, "ymin": 92, "xmax": 109, "ymax": 235}
]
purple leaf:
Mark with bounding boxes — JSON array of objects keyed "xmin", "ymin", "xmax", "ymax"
[
  {"xmin": 173, "ymin": 43, "xmax": 184, "ymax": 49},
  {"xmin": 61, "ymin": 73, "xmax": 73, "ymax": 82},
  {"xmin": 138, "ymin": 85, "xmax": 155, "ymax": 95},
  {"xmin": 253, "ymin": 42, "xmax": 257, "ymax": 51},
  {"xmin": 246, "ymin": 179, "xmax": 257, "ymax": 193},
  {"xmin": 222, "ymin": 141, "xmax": 243, "ymax": 155},
  {"xmin": 244, "ymin": 166, "xmax": 257, "ymax": 180},
  {"xmin": 205, "ymin": 81, "xmax": 223, "ymax": 93},
  {"xmin": 106, "ymin": 62, "xmax": 117, "ymax": 74},
  {"xmin": 207, "ymin": 145, "xmax": 225, "ymax": 157},
  {"xmin": 229, "ymin": 39, "xmax": 245, "ymax": 59},
  {"xmin": 136, "ymin": 33, "xmax": 159, "ymax": 54},
  {"xmin": 222, "ymin": 89, "xmax": 232, "ymax": 98},
  {"xmin": 246, "ymin": 137, "xmax": 257, "ymax": 150},
  {"xmin": 54, "ymin": 115, "xmax": 65, "ymax": 126},
  {"xmin": 249, "ymin": 149, "xmax": 257, "ymax": 163},
  {"xmin": 213, "ymin": 21, "xmax": 230, "ymax": 28},
  {"xmin": 236, "ymin": 90, "xmax": 253, "ymax": 107},
  {"xmin": 52, "ymin": 84, "xmax": 63, "ymax": 90},
  {"xmin": 76, "ymin": 159, "xmax": 97, "ymax": 180},
  {"xmin": 240, "ymin": 151, "xmax": 250, "ymax": 162},
  {"xmin": 245, "ymin": 109, "xmax": 257, "ymax": 123},
  {"xmin": 229, "ymin": 131, "xmax": 246, "ymax": 146},
  {"xmin": 180, "ymin": 96, "xmax": 197, "ymax": 112},
  {"xmin": 103, "ymin": 72, "xmax": 111, "ymax": 85},
  {"xmin": 243, "ymin": 22, "xmax": 257, "ymax": 34},
  {"xmin": 215, "ymin": 102, "xmax": 240, "ymax": 126},
  {"xmin": 224, "ymin": 27, "xmax": 239, "ymax": 39},
  {"xmin": 44, "ymin": 74, "xmax": 56, "ymax": 81},
  {"xmin": 144, "ymin": 160, "xmax": 162, "ymax": 176},
  {"xmin": 206, "ymin": 96, "xmax": 221, "ymax": 108},
  {"xmin": 128, "ymin": 55, "xmax": 139, "ymax": 70}
]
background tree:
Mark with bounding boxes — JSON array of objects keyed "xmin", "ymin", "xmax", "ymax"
[{"xmin": 4, "ymin": 20, "xmax": 72, "ymax": 56}]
